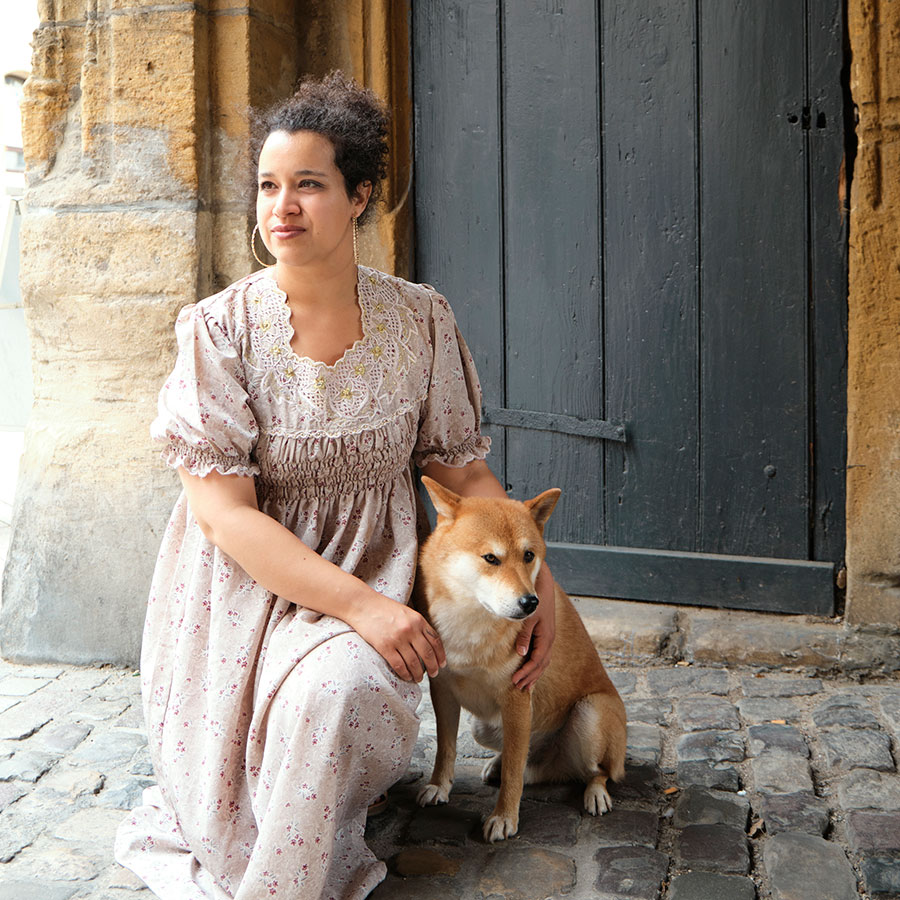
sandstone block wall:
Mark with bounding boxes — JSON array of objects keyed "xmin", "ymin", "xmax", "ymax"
[{"xmin": 845, "ymin": 0, "xmax": 900, "ymax": 627}]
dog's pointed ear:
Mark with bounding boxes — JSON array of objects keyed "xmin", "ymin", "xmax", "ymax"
[
  {"xmin": 421, "ymin": 476, "xmax": 463, "ymax": 522},
  {"xmin": 524, "ymin": 488, "xmax": 561, "ymax": 532}
]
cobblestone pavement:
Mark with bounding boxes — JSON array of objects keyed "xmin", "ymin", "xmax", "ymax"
[{"xmin": 0, "ymin": 659, "xmax": 898, "ymax": 899}]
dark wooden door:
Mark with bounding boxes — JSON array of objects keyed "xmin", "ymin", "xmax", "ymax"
[{"xmin": 413, "ymin": 0, "xmax": 846, "ymax": 614}]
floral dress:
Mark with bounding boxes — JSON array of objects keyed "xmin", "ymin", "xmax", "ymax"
[{"xmin": 114, "ymin": 266, "xmax": 490, "ymax": 899}]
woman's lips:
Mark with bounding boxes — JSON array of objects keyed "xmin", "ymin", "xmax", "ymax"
[{"xmin": 270, "ymin": 226, "xmax": 306, "ymax": 239}]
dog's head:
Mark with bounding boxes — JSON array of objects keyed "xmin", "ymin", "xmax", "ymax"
[{"xmin": 420, "ymin": 477, "xmax": 561, "ymax": 620}]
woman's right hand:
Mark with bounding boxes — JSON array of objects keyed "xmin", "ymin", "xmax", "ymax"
[{"xmin": 347, "ymin": 594, "xmax": 446, "ymax": 682}]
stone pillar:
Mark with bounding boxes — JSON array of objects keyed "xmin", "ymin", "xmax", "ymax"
[
  {"xmin": 845, "ymin": 0, "xmax": 900, "ymax": 626},
  {"xmin": 0, "ymin": 0, "xmax": 411, "ymax": 664}
]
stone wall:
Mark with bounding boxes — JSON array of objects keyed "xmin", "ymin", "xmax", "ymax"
[
  {"xmin": 845, "ymin": 0, "xmax": 900, "ymax": 627},
  {"xmin": 0, "ymin": 0, "xmax": 410, "ymax": 664}
]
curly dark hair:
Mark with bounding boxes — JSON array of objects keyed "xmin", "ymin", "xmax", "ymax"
[{"xmin": 250, "ymin": 72, "xmax": 390, "ymax": 227}]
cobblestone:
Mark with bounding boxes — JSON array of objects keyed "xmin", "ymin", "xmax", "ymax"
[
  {"xmin": 764, "ymin": 832, "xmax": 858, "ymax": 900},
  {"xmin": 820, "ymin": 728, "xmax": 895, "ymax": 772},
  {"xmin": 747, "ymin": 723, "xmax": 809, "ymax": 757},
  {"xmin": 0, "ymin": 660, "xmax": 898, "ymax": 898},
  {"xmin": 672, "ymin": 786, "xmax": 750, "ymax": 828},
  {"xmin": 675, "ymin": 823, "xmax": 750, "ymax": 874},
  {"xmin": 758, "ymin": 791, "xmax": 830, "ymax": 835},
  {"xmin": 677, "ymin": 697, "xmax": 740, "ymax": 732}
]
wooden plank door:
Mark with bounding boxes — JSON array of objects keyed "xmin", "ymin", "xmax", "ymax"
[{"xmin": 413, "ymin": 0, "xmax": 846, "ymax": 614}]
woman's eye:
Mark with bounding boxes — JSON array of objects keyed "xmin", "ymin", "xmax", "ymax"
[
  {"xmin": 259, "ymin": 181, "xmax": 276, "ymax": 191},
  {"xmin": 482, "ymin": 553, "xmax": 500, "ymax": 566},
  {"xmin": 524, "ymin": 550, "xmax": 535, "ymax": 563},
  {"xmin": 299, "ymin": 179, "xmax": 323, "ymax": 189}
]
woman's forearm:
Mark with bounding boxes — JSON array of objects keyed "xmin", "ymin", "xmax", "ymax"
[{"xmin": 204, "ymin": 501, "xmax": 376, "ymax": 620}]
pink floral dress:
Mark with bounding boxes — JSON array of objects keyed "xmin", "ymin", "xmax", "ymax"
[{"xmin": 114, "ymin": 266, "xmax": 490, "ymax": 899}]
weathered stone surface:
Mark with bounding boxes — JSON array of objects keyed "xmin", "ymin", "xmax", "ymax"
[
  {"xmin": 677, "ymin": 761, "xmax": 741, "ymax": 792},
  {"xmin": 47, "ymin": 810, "xmax": 125, "ymax": 866},
  {"xmin": 881, "ymin": 693, "xmax": 900, "ymax": 732},
  {"xmin": 677, "ymin": 697, "xmax": 740, "ymax": 732},
  {"xmin": 388, "ymin": 848, "xmax": 461, "ymax": 877},
  {"xmin": 675, "ymin": 824, "xmax": 750, "ymax": 874},
  {"xmin": 127, "ymin": 749, "xmax": 155, "ymax": 778},
  {"xmin": 369, "ymin": 874, "xmax": 457, "ymax": 900},
  {"xmin": 648, "ymin": 667, "xmax": 728, "ymax": 696},
  {"xmin": 0, "ymin": 749, "xmax": 59, "ymax": 783},
  {"xmin": 516, "ymin": 800, "xmax": 581, "ymax": 846},
  {"xmin": 0, "ymin": 781, "xmax": 26, "ymax": 812},
  {"xmin": 668, "ymin": 872, "xmax": 757, "ymax": 900},
  {"xmin": 0, "ymin": 702, "xmax": 53, "ymax": 742},
  {"xmin": 736, "ymin": 697, "xmax": 800, "ymax": 725},
  {"xmin": 75, "ymin": 697, "xmax": 132, "ymax": 723},
  {"xmin": 676, "ymin": 731, "xmax": 745, "ymax": 764},
  {"xmin": 590, "ymin": 808, "xmax": 659, "ymax": 848},
  {"xmin": 627, "ymin": 724, "xmax": 663, "ymax": 765},
  {"xmin": 0, "ymin": 837, "xmax": 105, "ymax": 882},
  {"xmin": 476, "ymin": 847, "xmax": 576, "ymax": 900},
  {"xmin": 740, "ymin": 676, "xmax": 823, "ymax": 698},
  {"xmin": 613, "ymin": 764, "xmax": 661, "ymax": 803},
  {"xmin": 406, "ymin": 798, "xmax": 484, "ymax": 845},
  {"xmin": 626, "ymin": 698, "xmax": 672, "ymax": 724},
  {"xmin": 861, "ymin": 856, "xmax": 900, "ymax": 896},
  {"xmin": 747, "ymin": 724, "xmax": 809, "ymax": 758},
  {"xmin": 69, "ymin": 730, "xmax": 147, "ymax": 769},
  {"xmin": 0, "ymin": 884, "xmax": 78, "ymax": 900},
  {"xmin": 594, "ymin": 846, "xmax": 668, "ymax": 900},
  {"xmin": 758, "ymin": 792, "xmax": 829, "ymax": 836},
  {"xmin": 97, "ymin": 774, "xmax": 155, "ymax": 810},
  {"xmin": 684, "ymin": 613, "xmax": 840, "ymax": 669},
  {"xmin": 575, "ymin": 597, "xmax": 678, "ymax": 660},
  {"xmin": 608, "ymin": 669, "xmax": 638, "ymax": 695},
  {"xmin": 820, "ymin": 729, "xmax": 894, "ymax": 772},
  {"xmin": 764, "ymin": 833, "xmax": 858, "ymax": 900},
  {"xmin": 813, "ymin": 694, "xmax": 881, "ymax": 729},
  {"xmin": 37, "ymin": 722, "xmax": 93, "ymax": 754},
  {"xmin": 673, "ymin": 786, "xmax": 750, "ymax": 829},
  {"xmin": 845, "ymin": 810, "xmax": 900, "ymax": 853},
  {"xmin": 750, "ymin": 756, "xmax": 813, "ymax": 794},
  {"xmin": 38, "ymin": 767, "xmax": 105, "ymax": 799},
  {"xmin": 0, "ymin": 676, "xmax": 52, "ymax": 697},
  {"xmin": 838, "ymin": 769, "xmax": 900, "ymax": 810}
]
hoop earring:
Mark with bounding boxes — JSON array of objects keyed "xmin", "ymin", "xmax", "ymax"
[
  {"xmin": 352, "ymin": 216, "xmax": 359, "ymax": 266},
  {"xmin": 251, "ymin": 224, "xmax": 271, "ymax": 267}
]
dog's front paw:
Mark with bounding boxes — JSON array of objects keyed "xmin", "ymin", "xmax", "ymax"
[
  {"xmin": 584, "ymin": 781, "xmax": 613, "ymax": 815},
  {"xmin": 417, "ymin": 783, "xmax": 450, "ymax": 807},
  {"xmin": 483, "ymin": 811, "xmax": 518, "ymax": 842}
]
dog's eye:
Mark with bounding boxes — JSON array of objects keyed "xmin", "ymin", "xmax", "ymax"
[
  {"xmin": 523, "ymin": 550, "xmax": 535, "ymax": 563},
  {"xmin": 482, "ymin": 553, "xmax": 501, "ymax": 566}
]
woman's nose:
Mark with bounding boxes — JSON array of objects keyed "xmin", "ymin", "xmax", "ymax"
[{"xmin": 273, "ymin": 189, "xmax": 299, "ymax": 217}]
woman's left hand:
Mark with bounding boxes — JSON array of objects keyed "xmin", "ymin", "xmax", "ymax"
[{"xmin": 511, "ymin": 564, "xmax": 556, "ymax": 691}]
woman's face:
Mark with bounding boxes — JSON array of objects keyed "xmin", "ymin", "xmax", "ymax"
[{"xmin": 256, "ymin": 130, "xmax": 370, "ymax": 272}]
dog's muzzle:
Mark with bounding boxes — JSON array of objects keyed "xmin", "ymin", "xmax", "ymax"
[{"xmin": 517, "ymin": 594, "xmax": 539, "ymax": 616}]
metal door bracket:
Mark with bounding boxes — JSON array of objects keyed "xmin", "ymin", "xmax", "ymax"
[{"xmin": 481, "ymin": 406, "xmax": 627, "ymax": 442}]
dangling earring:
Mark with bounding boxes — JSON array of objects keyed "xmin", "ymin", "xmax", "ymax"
[
  {"xmin": 251, "ymin": 224, "xmax": 271, "ymax": 267},
  {"xmin": 352, "ymin": 216, "xmax": 359, "ymax": 266}
]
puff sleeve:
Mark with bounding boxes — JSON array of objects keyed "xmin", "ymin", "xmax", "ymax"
[
  {"xmin": 412, "ymin": 291, "xmax": 492, "ymax": 469},
  {"xmin": 151, "ymin": 302, "xmax": 260, "ymax": 478}
]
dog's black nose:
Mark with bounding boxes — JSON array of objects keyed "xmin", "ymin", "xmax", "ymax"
[{"xmin": 518, "ymin": 595, "xmax": 539, "ymax": 615}]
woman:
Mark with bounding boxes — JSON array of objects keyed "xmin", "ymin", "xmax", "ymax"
[{"xmin": 116, "ymin": 72, "xmax": 556, "ymax": 899}]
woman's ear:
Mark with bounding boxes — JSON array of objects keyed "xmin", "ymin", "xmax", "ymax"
[{"xmin": 352, "ymin": 180, "xmax": 373, "ymax": 218}]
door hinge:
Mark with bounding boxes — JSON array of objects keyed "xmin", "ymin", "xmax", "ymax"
[{"xmin": 482, "ymin": 406, "xmax": 627, "ymax": 442}]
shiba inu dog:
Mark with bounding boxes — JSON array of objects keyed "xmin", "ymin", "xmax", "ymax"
[{"xmin": 415, "ymin": 477, "xmax": 627, "ymax": 843}]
